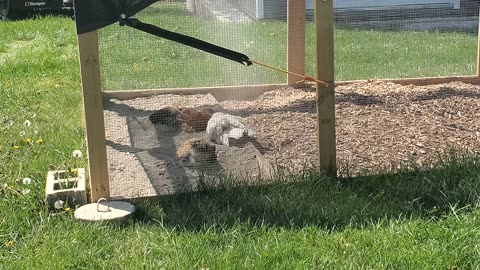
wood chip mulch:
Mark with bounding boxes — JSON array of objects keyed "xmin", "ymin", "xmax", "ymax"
[{"xmin": 221, "ymin": 81, "xmax": 480, "ymax": 175}]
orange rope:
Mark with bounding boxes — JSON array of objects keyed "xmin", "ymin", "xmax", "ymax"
[{"xmin": 250, "ymin": 59, "xmax": 329, "ymax": 87}]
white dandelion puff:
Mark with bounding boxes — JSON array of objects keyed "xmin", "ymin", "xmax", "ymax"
[
  {"xmin": 21, "ymin": 189, "xmax": 30, "ymax": 195},
  {"xmin": 34, "ymin": 130, "xmax": 39, "ymax": 135},
  {"xmin": 19, "ymin": 131, "xmax": 25, "ymax": 137},
  {"xmin": 24, "ymin": 120, "xmax": 31, "ymax": 127},
  {"xmin": 72, "ymin": 150, "xmax": 83, "ymax": 158},
  {"xmin": 55, "ymin": 84, "xmax": 60, "ymax": 89},
  {"xmin": 22, "ymin": 177, "xmax": 32, "ymax": 185},
  {"xmin": 54, "ymin": 200, "xmax": 64, "ymax": 209}
]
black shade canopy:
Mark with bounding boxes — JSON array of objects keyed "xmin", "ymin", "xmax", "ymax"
[
  {"xmin": 74, "ymin": 0, "xmax": 158, "ymax": 34},
  {"xmin": 73, "ymin": 0, "xmax": 252, "ymax": 65}
]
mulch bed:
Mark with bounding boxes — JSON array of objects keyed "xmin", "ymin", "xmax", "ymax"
[{"xmin": 104, "ymin": 81, "xmax": 480, "ymax": 198}]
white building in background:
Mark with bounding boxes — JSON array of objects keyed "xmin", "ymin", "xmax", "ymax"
[
  {"xmin": 237, "ymin": 0, "xmax": 461, "ymax": 19},
  {"xmin": 308, "ymin": 0, "xmax": 460, "ymax": 10}
]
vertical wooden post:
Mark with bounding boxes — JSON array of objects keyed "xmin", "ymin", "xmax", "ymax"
[
  {"xmin": 314, "ymin": 0, "xmax": 336, "ymax": 175},
  {"xmin": 287, "ymin": 0, "xmax": 306, "ymax": 85},
  {"xmin": 477, "ymin": 6, "xmax": 480, "ymax": 76},
  {"xmin": 77, "ymin": 31, "xmax": 110, "ymax": 201}
]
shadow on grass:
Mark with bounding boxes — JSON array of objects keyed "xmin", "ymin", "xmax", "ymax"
[{"xmin": 132, "ymin": 151, "xmax": 480, "ymax": 231}]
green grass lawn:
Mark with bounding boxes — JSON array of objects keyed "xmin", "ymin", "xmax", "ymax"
[{"xmin": 1, "ymin": 4, "xmax": 480, "ymax": 269}]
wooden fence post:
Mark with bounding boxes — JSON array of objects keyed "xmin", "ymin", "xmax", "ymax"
[
  {"xmin": 287, "ymin": 0, "xmax": 306, "ymax": 85},
  {"xmin": 77, "ymin": 31, "xmax": 110, "ymax": 201},
  {"xmin": 314, "ymin": 0, "xmax": 336, "ymax": 175}
]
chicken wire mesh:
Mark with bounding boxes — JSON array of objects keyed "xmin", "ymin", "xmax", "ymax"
[
  {"xmin": 316, "ymin": 0, "xmax": 480, "ymax": 176},
  {"xmin": 96, "ymin": 0, "xmax": 480, "ymax": 199},
  {"xmin": 328, "ymin": 0, "xmax": 479, "ymax": 81},
  {"xmin": 98, "ymin": 0, "xmax": 286, "ymax": 90},
  {"xmin": 100, "ymin": 0, "xmax": 298, "ymax": 198}
]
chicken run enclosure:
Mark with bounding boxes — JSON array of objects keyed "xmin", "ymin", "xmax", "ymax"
[{"xmin": 75, "ymin": 0, "xmax": 480, "ymax": 201}]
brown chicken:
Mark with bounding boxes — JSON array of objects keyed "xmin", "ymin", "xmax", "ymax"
[
  {"xmin": 176, "ymin": 138, "xmax": 217, "ymax": 167},
  {"xmin": 149, "ymin": 106, "xmax": 182, "ymax": 126},
  {"xmin": 149, "ymin": 106, "xmax": 215, "ymax": 133}
]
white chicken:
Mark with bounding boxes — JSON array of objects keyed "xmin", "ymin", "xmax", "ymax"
[{"xmin": 204, "ymin": 112, "xmax": 255, "ymax": 146}]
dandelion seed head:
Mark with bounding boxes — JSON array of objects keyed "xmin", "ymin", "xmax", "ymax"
[
  {"xmin": 24, "ymin": 120, "xmax": 31, "ymax": 127},
  {"xmin": 21, "ymin": 189, "xmax": 30, "ymax": 195},
  {"xmin": 55, "ymin": 84, "xmax": 60, "ymax": 89},
  {"xmin": 22, "ymin": 177, "xmax": 32, "ymax": 185},
  {"xmin": 19, "ymin": 131, "xmax": 25, "ymax": 137},
  {"xmin": 54, "ymin": 200, "xmax": 64, "ymax": 209},
  {"xmin": 72, "ymin": 150, "xmax": 83, "ymax": 158},
  {"xmin": 34, "ymin": 130, "xmax": 39, "ymax": 135}
]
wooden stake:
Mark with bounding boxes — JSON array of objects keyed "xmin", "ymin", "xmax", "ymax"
[
  {"xmin": 287, "ymin": 0, "xmax": 306, "ymax": 85},
  {"xmin": 77, "ymin": 31, "xmax": 110, "ymax": 201},
  {"xmin": 315, "ymin": 0, "xmax": 336, "ymax": 176},
  {"xmin": 477, "ymin": 6, "xmax": 480, "ymax": 76}
]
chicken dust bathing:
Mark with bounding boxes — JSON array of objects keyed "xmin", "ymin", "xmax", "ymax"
[{"xmin": 103, "ymin": 81, "xmax": 480, "ymax": 198}]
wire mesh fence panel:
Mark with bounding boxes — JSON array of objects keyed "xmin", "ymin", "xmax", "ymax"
[
  {"xmin": 98, "ymin": 1, "xmax": 290, "ymax": 91},
  {"xmin": 326, "ymin": 0, "xmax": 479, "ymax": 81},
  {"xmin": 333, "ymin": 80, "xmax": 480, "ymax": 176},
  {"xmin": 302, "ymin": 0, "xmax": 480, "ymax": 176},
  {"xmin": 99, "ymin": 0, "xmax": 320, "ymax": 198}
]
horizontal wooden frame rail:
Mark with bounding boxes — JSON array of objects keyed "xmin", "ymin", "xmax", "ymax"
[{"xmin": 103, "ymin": 75, "xmax": 480, "ymax": 102}]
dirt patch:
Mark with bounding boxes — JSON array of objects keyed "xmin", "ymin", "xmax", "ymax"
[
  {"xmin": 103, "ymin": 93, "xmax": 271, "ymax": 198},
  {"xmin": 104, "ymin": 81, "xmax": 480, "ymax": 198}
]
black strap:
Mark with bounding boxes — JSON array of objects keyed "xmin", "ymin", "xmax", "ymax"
[{"xmin": 119, "ymin": 17, "xmax": 252, "ymax": 66}]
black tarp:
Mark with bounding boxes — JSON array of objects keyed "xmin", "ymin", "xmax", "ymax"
[{"xmin": 74, "ymin": 0, "xmax": 158, "ymax": 34}]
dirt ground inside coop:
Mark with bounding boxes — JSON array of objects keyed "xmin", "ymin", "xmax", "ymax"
[{"xmin": 103, "ymin": 81, "xmax": 480, "ymax": 199}]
